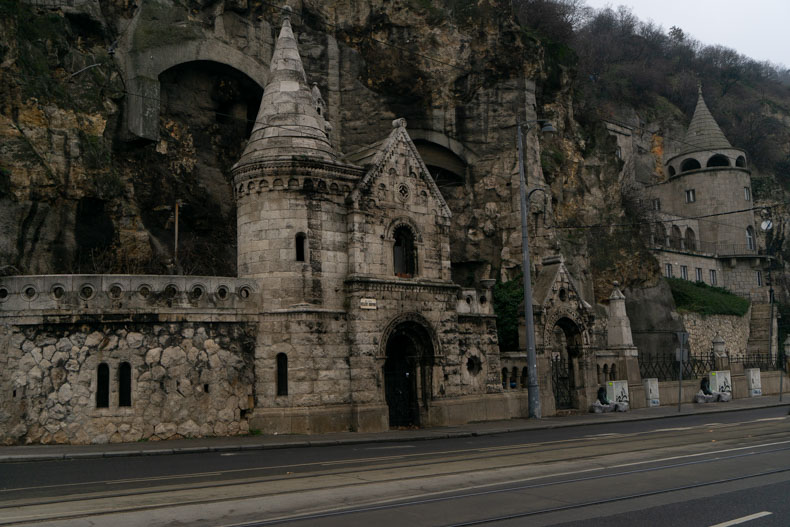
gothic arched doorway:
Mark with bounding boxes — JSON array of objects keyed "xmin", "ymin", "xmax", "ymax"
[
  {"xmin": 383, "ymin": 319, "xmax": 435, "ymax": 428},
  {"xmin": 550, "ymin": 317, "xmax": 583, "ymax": 410}
]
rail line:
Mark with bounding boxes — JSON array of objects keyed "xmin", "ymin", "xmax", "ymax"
[
  {"xmin": 226, "ymin": 445, "xmax": 790, "ymax": 526},
  {"xmin": 1, "ymin": 418, "xmax": 784, "ymax": 502},
  {"xmin": 1, "ymin": 418, "xmax": 787, "ymax": 525}
]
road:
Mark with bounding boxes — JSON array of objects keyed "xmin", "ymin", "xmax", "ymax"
[{"xmin": 1, "ymin": 406, "xmax": 788, "ymax": 526}]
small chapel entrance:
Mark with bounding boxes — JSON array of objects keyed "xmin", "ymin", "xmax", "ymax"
[
  {"xmin": 550, "ymin": 317, "xmax": 583, "ymax": 410},
  {"xmin": 383, "ymin": 320, "xmax": 435, "ymax": 428}
]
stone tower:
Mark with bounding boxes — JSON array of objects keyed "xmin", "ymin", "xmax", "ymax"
[
  {"xmin": 662, "ymin": 86, "xmax": 754, "ymax": 251},
  {"xmin": 231, "ymin": 7, "xmax": 363, "ymax": 310}
]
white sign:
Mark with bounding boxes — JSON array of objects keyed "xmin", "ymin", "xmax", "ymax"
[{"xmin": 360, "ymin": 298, "xmax": 377, "ymax": 310}]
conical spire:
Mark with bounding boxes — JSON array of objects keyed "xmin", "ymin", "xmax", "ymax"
[
  {"xmin": 680, "ymin": 85, "xmax": 732, "ymax": 154},
  {"xmin": 234, "ymin": 6, "xmax": 335, "ymax": 168}
]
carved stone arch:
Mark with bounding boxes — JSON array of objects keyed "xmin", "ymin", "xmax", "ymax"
[
  {"xmin": 379, "ymin": 312, "xmax": 441, "ymax": 359},
  {"xmin": 385, "ymin": 217, "xmax": 423, "ymax": 243},
  {"xmin": 124, "ymin": 34, "xmax": 269, "ymax": 140},
  {"xmin": 541, "ymin": 306, "xmax": 588, "ymax": 353}
]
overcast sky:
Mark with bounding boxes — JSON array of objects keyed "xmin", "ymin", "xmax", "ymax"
[{"xmin": 582, "ymin": 0, "xmax": 790, "ymax": 68}]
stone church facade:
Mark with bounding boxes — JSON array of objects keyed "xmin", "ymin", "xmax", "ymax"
[{"xmin": 0, "ymin": 11, "xmax": 538, "ymax": 444}]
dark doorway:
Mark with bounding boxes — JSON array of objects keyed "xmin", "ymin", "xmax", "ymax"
[
  {"xmin": 550, "ymin": 317, "xmax": 582, "ymax": 410},
  {"xmin": 383, "ymin": 321, "xmax": 434, "ymax": 428}
]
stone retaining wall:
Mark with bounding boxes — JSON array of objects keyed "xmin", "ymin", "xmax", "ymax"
[
  {"xmin": 0, "ymin": 321, "xmax": 256, "ymax": 445},
  {"xmin": 681, "ymin": 310, "xmax": 750, "ymax": 356}
]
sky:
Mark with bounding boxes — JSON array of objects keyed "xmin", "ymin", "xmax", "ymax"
[{"xmin": 582, "ymin": 0, "xmax": 790, "ymax": 68}]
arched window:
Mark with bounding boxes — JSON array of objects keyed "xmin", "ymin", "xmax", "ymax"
[
  {"xmin": 510, "ymin": 367, "xmax": 518, "ymax": 389},
  {"xmin": 295, "ymin": 232, "xmax": 306, "ymax": 262},
  {"xmin": 96, "ymin": 363, "xmax": 109, "ymax": 408},
  {"xmin": 706, "ymin": 154, "xmax": 730, "ymax": 167},
  {"xmin": 276, "ymin": 353, "xmax": 288, "ymax": 396},
  {"xmin": 610, "ymin": 364, "xmax": 617, "ymax": 381},
  {"xmin": 685, "ymin": 228, "xmax": 697, "ymax": 251},
  {"xmin": 654, "ymin": 223, "xmax": 667, "ymax": 247},
  {"xmin": 668, "ymin": 165, "xmax": 676, "ymax": 177},
  {"xmin": 680, "ymin": 158, "xmax": 701, "ymax": 172},
  {"xmin": 746, "ymin": 226, "xmax": 756, "ymax": 251},
  {"xmin": 119, "ymin": 362, "xmax": 132, "ymax": 407},
  {"xmin": 736, "ymin": 155, "xmax": 747, "ymax": 168},
  {"xmin": 393, "ymin": 225, "xmax": 416, "ymax": 277},
  {"xmin": 670, "ymin": 225, "xmax": 682, "ymax": 249},
  {"xmin": 501, "ymin": 367, "xmax": 508, "ymax": 389}
]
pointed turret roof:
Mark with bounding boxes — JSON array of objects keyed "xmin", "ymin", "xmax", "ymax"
[
  {"xmin": 233, "ymin": 7, "xmax": 335, "ymax": 168},
  {"xmin": 679, "ymin": 85, "xmax": 732, "ymax": 155}
]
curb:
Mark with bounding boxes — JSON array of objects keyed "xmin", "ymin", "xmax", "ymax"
[{"xmin": 1, "ymin": 400, "xmax": 787, "ymax": 463}]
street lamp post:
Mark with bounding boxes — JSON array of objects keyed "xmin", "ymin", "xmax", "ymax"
[{"xmin": 517, "ymin": 120, "xmax": 555, "ymax": 419}]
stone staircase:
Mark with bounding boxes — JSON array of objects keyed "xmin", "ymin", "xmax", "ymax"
[{"xmin": 746, "ymin": 303, "xmax": 773, "ymax": 354}]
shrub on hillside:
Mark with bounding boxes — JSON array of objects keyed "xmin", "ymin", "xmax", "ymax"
[{"xmin": 666, "ymin": 277, "xmax": 749, "ymax": 316}]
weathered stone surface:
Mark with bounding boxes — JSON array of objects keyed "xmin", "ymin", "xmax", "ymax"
[{"xmin": 0, "ymin": 322, "xmax": 255, "ymax": 445}]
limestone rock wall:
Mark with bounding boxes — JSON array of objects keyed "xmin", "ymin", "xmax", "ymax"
[
  {"xmin": 680, "ymin": 310, "xmax": 750, "ymax": 357},
  {"xmin": 0, "ymin": 321, "xmax": 256, "ymax": 445}
]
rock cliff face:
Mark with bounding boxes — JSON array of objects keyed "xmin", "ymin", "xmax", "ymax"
[{"xmin": 0, "ymin": 0, "xmax": 681, "ymax": 303}]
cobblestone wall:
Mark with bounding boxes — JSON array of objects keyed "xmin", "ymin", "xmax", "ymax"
[
  {"xmin": 681, "ymin": 310, "xmax": 750, "ymax": 356},
  {"xmin": 0, "ymin": 321, "xmax": 256, "ymax": 445}
]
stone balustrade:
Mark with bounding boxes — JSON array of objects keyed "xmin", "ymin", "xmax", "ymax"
[{"xmin": 0, "ymin": 275, "xmax": 259, "ymax": 316}]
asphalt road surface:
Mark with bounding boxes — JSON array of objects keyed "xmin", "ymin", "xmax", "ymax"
[{"xmin": 1, "ymin": 406, "xmax": 788, "ymax": 526}]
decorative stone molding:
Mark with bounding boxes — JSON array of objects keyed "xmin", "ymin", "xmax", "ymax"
[{"xmin": 0, "ymin": 275, "xmax": 259, "ymax": 317}]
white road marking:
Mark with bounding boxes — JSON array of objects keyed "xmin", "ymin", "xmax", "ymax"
[
  {"xmin": 708, "ymin": 511, "xmax": 772, "ymax": 527},
  {"xmin": 754, "ymin": 417, "xmax": 787, "ymax": 422},
  {"xmin": 653, "ymin": 427, "xmax": 694, "ymax": 432},
  {"xmin": 366, "ymin": 445, "xmax": 417, "ymax": 450}
]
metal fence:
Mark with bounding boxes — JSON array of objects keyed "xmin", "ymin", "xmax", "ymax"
[
  {"xmin": 729, "ymin": 353, "xmax": 784, "ymax": 372},
  {"xmin": 638, "ymin": 353, "xmax": 715, "ymax": 382}
]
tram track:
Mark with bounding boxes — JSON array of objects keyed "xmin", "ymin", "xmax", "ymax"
[
  {"xmin": 1, "ymin": 419, "xmax": 788, "ymax": 526},
  {"xmin": 215, "ymin": 444, "xmax": 790, "ymax": 526},
  {"xmin": 2, "ymin": 417, "xmax": 785, "ymax": 503}
]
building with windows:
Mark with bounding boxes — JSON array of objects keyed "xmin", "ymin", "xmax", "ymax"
[
  {"xmin": 0, "ymin": 10, "xmax": 525, "ymax": 444},
  {"xmin": 645, "ymin": 87, "xmax": 770, "ymax": 299}
]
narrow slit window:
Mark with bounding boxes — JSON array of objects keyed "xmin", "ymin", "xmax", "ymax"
[
  {"xmin": 295, "ymin": 233, "xmax": 306, "ymax": 262},
  {"xmin": 119, "ymin": 362, "xmax": 132, "ymax": 407},
  {"xmin": 97, "ymin": 363, "xmax": 109, "ymax": 408},
  {"xmin": 276, "ymin": 353, "xmax": 288, "ymax": 396}
]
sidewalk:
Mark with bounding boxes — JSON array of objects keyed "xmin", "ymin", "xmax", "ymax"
[{"xmin": 2, "ymin": 395, "xmax": 788, "ymax": 463}]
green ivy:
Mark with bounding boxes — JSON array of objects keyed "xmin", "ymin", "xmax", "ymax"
[{"xmin": 493, "ymin": 274, "xmax": 524, "ymax": 352}]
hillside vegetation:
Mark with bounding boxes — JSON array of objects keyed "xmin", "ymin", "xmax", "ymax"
[{"xmin": 666, "ymin": 278, "xmax": 750, "ymax": 316}]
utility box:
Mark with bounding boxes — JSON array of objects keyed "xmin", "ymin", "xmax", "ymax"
[
  {"xmin": 745, "ymin": 368, "xmax": 762, "ymax": 397},
  {"xmin": 709, "ymin": 371, "xmax": 732, "ymax": 393},
  {"xmin": 642, "ymin": 378, "xmax": 659, "ymax": 407},
  {"xmin": 606, "ymin": 380, "xmax": 630, "ymax": 404}
]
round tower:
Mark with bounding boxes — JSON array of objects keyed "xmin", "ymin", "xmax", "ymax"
[
  {"xmin": 231, "ymin": 8, "xmax": 363, "ymax": 310},
  {"xmin": 664, "ymin": 86, "xmax": 754, "ymax": 254}
]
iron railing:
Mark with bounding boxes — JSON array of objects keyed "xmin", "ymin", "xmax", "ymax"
[
  {"xmin": 649, "ymin": 239, "xmax": 760, "ymax": 257},
  {"xmin": 638, "ymin": 353, "xmax": 715, "ymax": 382},
  {"xmin": 729, "ymin": 353, "xmax": 784, "ymax": 372}
]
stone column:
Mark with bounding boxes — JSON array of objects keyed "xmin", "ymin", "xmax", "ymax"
[{"xmin": 605, "ymin": 283, "xmax": 643, "ymax": 406}]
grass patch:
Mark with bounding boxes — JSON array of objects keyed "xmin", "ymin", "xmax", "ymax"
[{"xmin": 666, "ymin": 277, "xmax": 749, "ymax": 316}]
